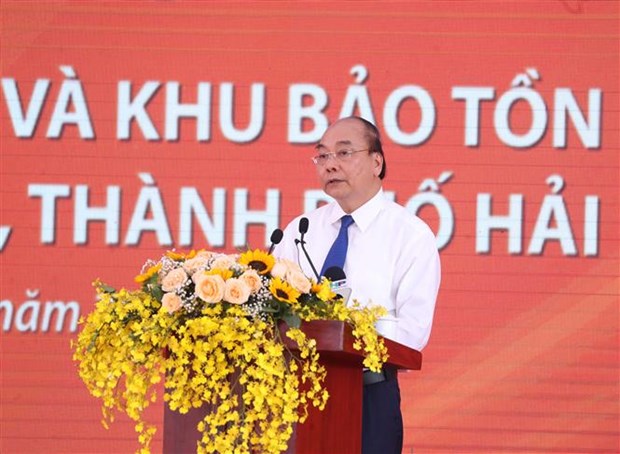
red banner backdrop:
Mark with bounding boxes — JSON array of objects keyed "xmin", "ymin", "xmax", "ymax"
[{"xmin": 1, "ymin": 2, "xmax": 618, "ymax": 453}]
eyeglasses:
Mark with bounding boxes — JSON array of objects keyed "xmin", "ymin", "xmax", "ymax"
[{"xmin": 311, "ymin": 148, "xmax": 369, "ymax": 166}]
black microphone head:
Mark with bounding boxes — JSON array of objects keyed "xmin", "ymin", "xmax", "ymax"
[
  {"xmin": 270, "ymin": 228, "xmax": 284, "ymax": 245},
  {"xmin": 323, "ymin": 266, "xmax": 346, "ymax": 282},
  {"xmin": 298, "ymin": 217, "xmax": 309, "ymax": 234}
]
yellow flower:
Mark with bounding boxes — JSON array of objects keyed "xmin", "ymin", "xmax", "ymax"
[
  {"xmin": 312, "ymin": 280, "xmax": 336, "ymax": 302},
  {"xmin": 238, "ymin": 249, "xmax": 274, "ymax": 275},
  {"xmin": 269, "ymin": 277, "xmax": 301, "ymax": 304},
  {"xmin": 75, "ymin": 248, "xmax": 390, "ymax": 454},
  {"xmin": 134, "ymin": 263, "xmax": 162, "ymax": 283},
  {"xmin": 165, "ymin": 249, "xmax": 197, "ymax": 260},
  {"xmin": 206, "ymin": 268, "xmax": 233, "ymax": 281}
]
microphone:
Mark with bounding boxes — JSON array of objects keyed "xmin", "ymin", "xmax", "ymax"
[
  {"xmin": 297, "ymin": 217, "xmax": 320, "ymax": 281},
  {"xmin": 323, "ymin": 266, "xmax": 351, "ymax": 303},
  {"xmin": 267, "ymin": 228, "xmax": 283, "ymax": 254},
  {"xmin": 298, "ymin": 217, "xmax": 309, "ymax": 235}
]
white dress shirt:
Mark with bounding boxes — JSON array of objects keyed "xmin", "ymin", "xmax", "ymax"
[{"xmin": 273, "ymin": 189, "xmax": 440, "ymax": 351}]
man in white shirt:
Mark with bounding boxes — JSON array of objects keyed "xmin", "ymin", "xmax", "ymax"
[{"xmin": 274, "ymin": 116, "xmax": 440, "ymax": 453}]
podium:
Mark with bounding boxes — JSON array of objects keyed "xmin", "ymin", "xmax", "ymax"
[{"xmin": 163, "ymin": 320, "xmax": 422, "ymax": 454}]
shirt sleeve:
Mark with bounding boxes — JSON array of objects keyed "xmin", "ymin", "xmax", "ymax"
[{"xmin": 393, "ymin": 225, "xmax": 441, "ymax": 351}]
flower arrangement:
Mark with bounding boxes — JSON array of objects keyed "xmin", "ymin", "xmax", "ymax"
[{"xmin": 72, "ymin": 248, "xmax": 388, "ymax": 454}]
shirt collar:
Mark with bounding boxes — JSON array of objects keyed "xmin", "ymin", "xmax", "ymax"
[{"xmin": 327, "ymin": 188, "xmax": 386, "ymax": 232}]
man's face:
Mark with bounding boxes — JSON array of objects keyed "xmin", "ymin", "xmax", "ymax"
[{"xmin": 314, "ymin": 119, "xmax": 383, "ymax": 213}]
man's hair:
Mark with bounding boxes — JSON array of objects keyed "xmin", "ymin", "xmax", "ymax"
[{"xmin": 353, "ymin": 116, "xmax": 387, "ymax": 179}]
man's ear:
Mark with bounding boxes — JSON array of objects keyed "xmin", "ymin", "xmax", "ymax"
[{"xmin": 374, "ymin": 153, "xmax": 383, "ymax": 177}]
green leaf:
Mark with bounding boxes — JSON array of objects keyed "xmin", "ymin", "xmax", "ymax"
[
  {"xmin": 99, "ymin": 284, "xmax": 116, "ymax": 293},
  {"xmin": 147, "ymin": 273, "xmax": 159, "ymax": 286},
  {"xmin": 150, "ymin": 285, "xmax": 163, "ymax": 301},
  {"xmin": 282, "ymin": 312, "xmax": 301, "ymax": 329},
  {"xmin": 260, "ymin": 298, "xmax": 283, "ymax": 314}
]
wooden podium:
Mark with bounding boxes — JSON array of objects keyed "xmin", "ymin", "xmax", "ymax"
[{"xmin": 163, "ymin": 320, "xmax": 422, "ymax": 454}]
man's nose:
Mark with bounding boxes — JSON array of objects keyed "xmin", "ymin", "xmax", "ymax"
[{"xmin": 324, "ymin": 155, "xmax": 339, "ymax": 170}]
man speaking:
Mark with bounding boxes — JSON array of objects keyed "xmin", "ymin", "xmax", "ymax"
[{"xmin": 274, "ymin": 116, "xmax": 441, "ymax": 453}]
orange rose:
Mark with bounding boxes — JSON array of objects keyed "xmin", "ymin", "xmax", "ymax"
[
  {"xmin": 210, "ymin": 254, "xmax": 237, "ymax": 270},
  {"xmin": 161, "ymin": 292, "xmax": 182, "ymax": 314},
  {"xmin": 194, "ymin": 274, "xmax": 225, "ymax": 303},
  {"xmin": 271, "ymin": 258, "xmax": 297, "ymax": 279},
  {"xmin": 240, "ymin": 269, "xmax": 262, "ymax": 293},
  {"xmin": 224, "ymin": 278, "xmax": 251, "ymax": 305},
  {"xmin": 183, "ymin": 255, "xmax": 210, "ymax": 275},
  {"xmin": 287, "ymin": 269, "xmax": 312, "ymax": 293},
  {"xmin": 161, "ymin": 268, "xmax": 188, "ymax": 292}
]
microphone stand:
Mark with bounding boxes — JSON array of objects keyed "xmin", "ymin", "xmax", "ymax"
[{"xmin": 296, "ymin": 234, "xmax": 321, "ymax": 282}]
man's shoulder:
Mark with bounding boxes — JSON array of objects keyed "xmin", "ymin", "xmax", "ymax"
[
  {"xmin": 381, "ymin": 199, "xmax": 436, "ymax": 237},
  {"xmin": 283, "ymin": 202, "xmax": 335, "ymax": 230},
  {"xmin": 305, "ymin": 202, "xmax": 335, "ymax": 219}
]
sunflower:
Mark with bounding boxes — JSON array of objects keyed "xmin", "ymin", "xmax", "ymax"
[
  {"xmin": 166, "ymin": 249, "xmax": 197, "ymax": 261},
  {"xmin": 269, "ymin": 277, "xmax": 301, "ymax": 304},
  {"xmin": 134, "ymin": 263, "xmax": 162, "ymax": 283},
  {"xmin": 238, "ymin": 249, "xmax": 275, "ymax": 275}
]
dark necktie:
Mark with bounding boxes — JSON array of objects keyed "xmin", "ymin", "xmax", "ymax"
[{"xmin": 320, "ymin": 215, "xmax": 354, "ymax": 276}]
